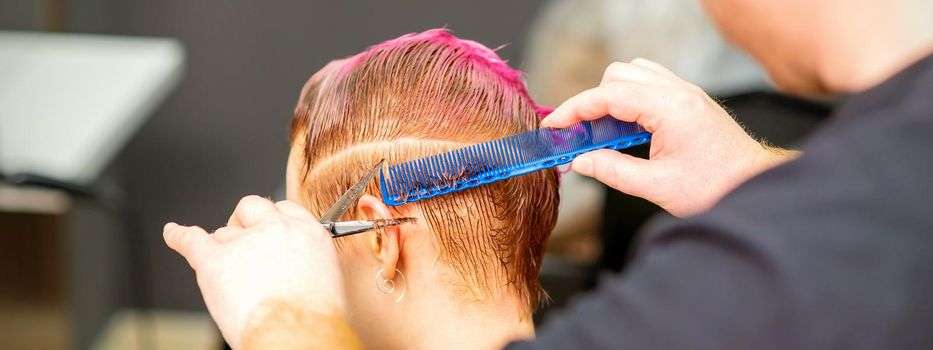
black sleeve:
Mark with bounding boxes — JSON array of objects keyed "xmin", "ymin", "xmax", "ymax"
[
  {"xmin": 508, "ymin": 226, "xmax": 787, "ymax": 350},
  {"xmin": 510, "ymin": 57, "xmax": 933, "ymax": 349}
]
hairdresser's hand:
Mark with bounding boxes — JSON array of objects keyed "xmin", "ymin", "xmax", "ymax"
[
  {"xmin": 163, "ymin": 196, "xmax": 350, "ymax": 349},
  {"xmin": 542, "ymin": 59, "xmax": 796, "ymax": 217}
]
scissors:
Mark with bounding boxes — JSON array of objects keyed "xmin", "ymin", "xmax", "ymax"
[{"xmin": 319, "ymin": 159, "xmax": 415, "ymax": 238}]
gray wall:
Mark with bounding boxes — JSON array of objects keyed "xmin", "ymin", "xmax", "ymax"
[{"xmin": 75, "ymin": 1, "xmax": 544, "ymax": 310}]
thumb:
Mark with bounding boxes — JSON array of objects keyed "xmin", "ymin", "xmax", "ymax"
[{"xmin": 572, "ymin": 149, "xmax": 654, "ymax": 200}]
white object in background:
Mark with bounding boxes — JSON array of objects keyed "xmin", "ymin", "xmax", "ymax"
[{"xmin": 0, "ymin": 31, "xmax": 185, "ymax": 185}]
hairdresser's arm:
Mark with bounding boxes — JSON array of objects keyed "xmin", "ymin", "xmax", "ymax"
[
  {"xmin": 163, "ymin": 196, "xmax": 361, "ymax": 350},
  {"xmin": 541, "ymin": 59, "xmax": 798, "ymax": 217}
]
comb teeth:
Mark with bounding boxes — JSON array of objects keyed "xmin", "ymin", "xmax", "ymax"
[{"xmin": 379, "ymin": 116, "xmax": 650, "ymax": 206}]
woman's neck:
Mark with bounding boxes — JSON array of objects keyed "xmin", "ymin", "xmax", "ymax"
[
  {"xmin": 399, "ymin": 274, "xmax": 535, "ymax": 350},
  {"xmin": 412, "ymin": 296, "xmax": 534, "ymax": 350}
]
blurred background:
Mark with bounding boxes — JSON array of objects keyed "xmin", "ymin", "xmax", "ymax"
[{"xmin": 0, "ymin": 0, "xmax": 830, "ymax": 349}]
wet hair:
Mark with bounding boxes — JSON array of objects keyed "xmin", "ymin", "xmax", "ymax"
[{"xmin": 290, "ymin": 29, "xmax": 559, "ymax": 312}]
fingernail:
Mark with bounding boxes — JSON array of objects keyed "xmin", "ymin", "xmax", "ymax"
[
  {"xmin": 164, "ymin": 222, "xmax": 177, "ymax": 231},
  {"xmin": 572, "ymin": 156, "xmax": 594, "ymax": 175}
]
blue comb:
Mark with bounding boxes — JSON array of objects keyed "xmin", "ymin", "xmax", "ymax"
[{"xmin": 379, "ymin": 116, "xmax": 650, "ymax": 206}]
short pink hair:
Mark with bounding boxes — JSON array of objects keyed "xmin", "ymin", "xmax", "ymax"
[{"xmin": 291, "ymin": 29, "xmax": 559, "ymax": 312}]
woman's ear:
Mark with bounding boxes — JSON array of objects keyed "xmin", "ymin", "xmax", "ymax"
[{"xmin": 357, "ymin": 194, "xmax": 403, "ymax": 279}]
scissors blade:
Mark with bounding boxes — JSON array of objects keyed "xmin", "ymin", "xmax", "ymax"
[
  {"xmin": 324, "ymin": 217, "xmax": 416, "ymax": 238},
  {"xmin": 320, "ymin": 159, "xmax": 386, "ymax": 223}
]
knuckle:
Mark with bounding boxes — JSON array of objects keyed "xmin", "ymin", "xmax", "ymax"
[
  {"xmin": 609, "ymin": 163, "xmax": 627, "ymax": 189},
  {"xmin": 162, "ymin": 224, "xmax": 177, "ymax": 238},
  {"xmin": 604, "ymin": 62, "xmax": 637, "ymax": 82},
  {"xmin": 163, "ymin": 229, "xmax": 177, "ymax": 245},
  {"xmin": 168, "ymin": 224, "xmax": 187, "ymax": 237},
  {"xmin": 630, "ymin": 57, "xmax": 650, "ymax": 65},
  {"xmin": 603, "ymin": 83, "xmax": 637, "ymax": 108},
  {"xmin": 592, "ymin": 158, "xmax": 615, "ymax": 184},
  {"xmin": 672, "ymin": 90, "xmax": 707, "ymax": 110},
  {"xmin": 275, "ymin": 200, "xmax": 297, "ymax": 211},
  {"xmin": 188, "ymin": 225, "xmax": 207, "ymax": 236},
  {"xmin": 603, "ymin": 81, "xmax": 628, "ymax": 97},
  {"xmin": 174, "ymin": 229, "xmax": 195, "ymax": 247},
  {"xmin": 606, "ymin": 61, "xmax": 627, "ymax": 75},
  {"xmin": 238, "ymin": 195, "xmax": 263, "ymax": 208}
]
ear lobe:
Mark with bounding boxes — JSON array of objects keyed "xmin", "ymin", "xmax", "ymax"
[{"xmin": 357, "ymin": 195, "xmax": 402, "ymax": 279}]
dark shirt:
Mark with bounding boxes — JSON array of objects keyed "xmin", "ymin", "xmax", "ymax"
[{"xmin": 511, "ymin": 55, "xmax": 933, "ymax": 349}]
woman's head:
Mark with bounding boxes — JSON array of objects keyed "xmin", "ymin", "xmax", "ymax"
[{"xmin": 286, "ymin": 29, "xmax": 558, "ymax": 345}]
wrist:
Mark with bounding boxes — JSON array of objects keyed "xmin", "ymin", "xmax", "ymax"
[
  {"xmin": 240, "ymin": 296, "xmax": 360, "ymax": 350},
  {"xmin": 759, "ymin": 144, "xmax": 800, "ymax": 170},
  {"xmin": 730, "ymin": 144, "xmax": 798, "ymax": 196}
]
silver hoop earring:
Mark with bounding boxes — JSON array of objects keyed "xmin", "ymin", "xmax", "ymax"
[{"xmin": 376, "ymin": 268, "xmax": 407, "ymax": 303}]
